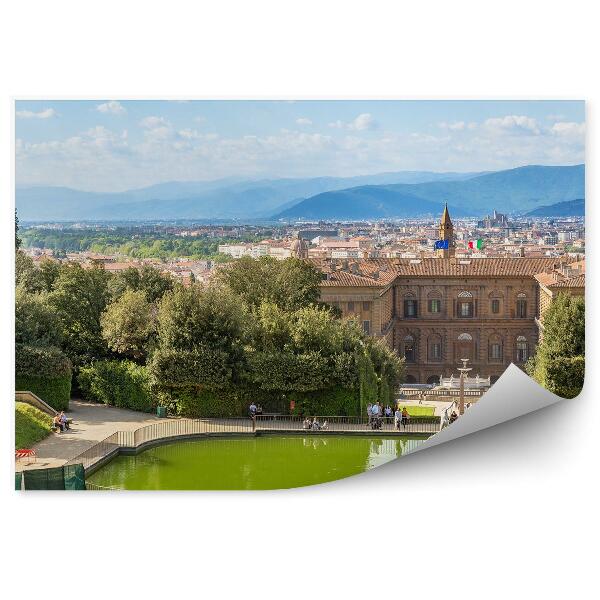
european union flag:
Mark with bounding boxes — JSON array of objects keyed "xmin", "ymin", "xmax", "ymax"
[{"xmin": 434, "ymin": 240, "xmax": 449, "ymax": 250}]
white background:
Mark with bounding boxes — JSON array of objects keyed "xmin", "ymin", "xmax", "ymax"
[{"xmin": 0, "ymin": 2, "xmax": 597, "ymax": 599}]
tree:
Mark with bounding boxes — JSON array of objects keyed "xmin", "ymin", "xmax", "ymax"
[
  {"xmin": 216, "ymin": 256, "xmax": 322, "ymax": 312},
  {"xmin": 526, "ymin": 293, "xmax": 585, "ymax": 398},
  {"xmin": 37, "ymin": 258, "xmax": 61, "ymax": 293},
  {"xmin": 15, "ymin": 250, "xmax": 41, "ymax": 293},
  {"xmin": 109, "ymin": 265, "xmax": 174, "ymax": 303},
  {"xmin": 47, "ymin": 263, "xmax": 112, "ymax": 367},
  {"xmin": 15, "ymin": 286, "xmax": 62, "ymax": 347},
  {"xmin": 101, "ymin": 289, "xmax": 156, "ymax": 361},
  {"xmin": 15, "ymin": 210, "xmax": 21, "ymax": 250}
]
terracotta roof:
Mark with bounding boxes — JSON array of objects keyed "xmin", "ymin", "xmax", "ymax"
[
  {"xmin": 549, "ymin": 274, "xmax": 585, "ymax": 288},
  {"xmin": 311, "ymin": 257, "xmax": 563, "ymax": 285}
]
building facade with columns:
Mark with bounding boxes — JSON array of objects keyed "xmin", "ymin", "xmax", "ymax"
[{"xmin": 311, "ymin": 207, "xmax": 575, "ymax": 384}]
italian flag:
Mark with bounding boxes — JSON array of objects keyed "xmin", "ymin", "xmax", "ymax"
[{"xmin": 468, "ymin": 239, "xmax": 483, "ymax": 249}]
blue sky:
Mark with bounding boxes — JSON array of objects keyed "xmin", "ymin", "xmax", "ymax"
[{"xmin": 15, "ymin": 100, "xmax": 585, "ymax": 192}]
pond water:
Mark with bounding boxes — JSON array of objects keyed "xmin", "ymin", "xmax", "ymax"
[{"xmin": 87, "ymin": 435, "xmax": 429, "ymax": 490}]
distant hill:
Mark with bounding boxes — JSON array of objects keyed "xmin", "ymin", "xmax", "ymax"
[
  {"xmin": 16, "ymin": 170, "xmax": 483, "ymax": 222},
  {"xmin": 525, "ymin": 198, "xmax": 585, "ymax": 217},
  {"xmin": 275, "ymin": 164, "xmax": 585, "ymax": 220}
]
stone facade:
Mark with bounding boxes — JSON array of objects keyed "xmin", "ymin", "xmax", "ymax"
[{"xmin": 310, "ymin": 207, "xmax": 580, "ymax": 384}]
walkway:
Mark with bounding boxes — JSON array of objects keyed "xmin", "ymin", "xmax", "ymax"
[{"xmin": 16, "ymin": 399, "xmax": 160, "ymax": 471}]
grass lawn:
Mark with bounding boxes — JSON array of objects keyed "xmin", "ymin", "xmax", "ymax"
[
  {"xmin": 396, "ymin": 405, "xmax": 436, "ymax": 417},
  {"xmin": 15, "ymin": 402, "xmax": 53, "ymax": 449}
]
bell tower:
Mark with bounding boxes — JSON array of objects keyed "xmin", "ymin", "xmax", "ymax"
[{"xmin": 437, "ymin": 202, "xmax": 455, "ymax": 258}]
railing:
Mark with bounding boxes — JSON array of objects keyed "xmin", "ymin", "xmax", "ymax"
[
  {"xmin": 255, "ymin": 415, "xmax": 441, "ymax": 434},
  {"xmin": 66, "ymin": 418, "xmax": 254, "ymax": 472},
  {"xmin": 66, "ymin": 415, "xmax": 440, "ymax": 474},
  {"xmin": 400, "ymin": 388, "xmax": 485, "ymax": 398}
]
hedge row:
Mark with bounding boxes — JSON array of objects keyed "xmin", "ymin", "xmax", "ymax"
[
  {"xmin": 78, "ymin": 360, "xmax": 155, "ymax": 412},
  {"xmin": 15, "ymin": 374, "xmax": 71, "ymax": 411},
  {"xmin": 290, "ymin": 388, "xmax": 360, "ymax": 417}
]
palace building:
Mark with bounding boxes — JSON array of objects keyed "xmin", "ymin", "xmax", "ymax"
[{"xmin": 310, "ymin": 206, "xmax": 581, "ymax": 384}]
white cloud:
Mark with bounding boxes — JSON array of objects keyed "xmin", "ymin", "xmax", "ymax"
[
  {"xmin": 439, "ymin": 120, "xmax": 466, "ymax": 131},
  {"xmin": 140, "ymin": 116, "xmax": 170, "ymax": 129},
  {"xmin": 296, "ymin": 117, "xmax": 312, "ymax": 126},
  {"xmin": 16, "ymin": 108, "xmax": 57, "ymax": 119},
  {"xmin": 348, "ymin": 113, "xmax": 376, "ymax": 131},
  {"xmin": 550, "ymin": 121, "xmax": 585, "ymax": 137},
  {"xmin": 97, "ymin": 101, "xmax": 126, "ymax": 115},
  {"xmin": 194, "ymin": 116, "xmax": 206, "ymax": 125},
  {"xmin": 484, "ymin": 115, "xmax": 540, "ymax": 135},
  {"xmin": 328, "ymin": 113, "xmax": 377, "ymax": 131}
]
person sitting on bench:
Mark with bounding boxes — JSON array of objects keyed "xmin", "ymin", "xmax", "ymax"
[
  {"xmin": 59, "ymin": 411, "xmax": 70, "ymax": 431},
  {"xmin": 52, "ymin": 414, "xmax": 64, "ymax": 433}
]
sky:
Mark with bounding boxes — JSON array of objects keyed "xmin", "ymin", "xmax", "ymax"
[{"xmin": 15, "ymin": 100, "xmax": 585, "ymax": 192}]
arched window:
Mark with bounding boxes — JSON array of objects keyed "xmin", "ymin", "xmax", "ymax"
[
  {"xmin": 456, "ymin": 332, "xmax": 473, "ymax": 361},
  {"xmin": 428, "ymin": 334, "xmax": 442, "ymax": 361},
  {"xmin": 490, "ymin": 375, "xmax": 500, "ymax": 384},
  {"xmin": 516, "ymin": 293, "xmax": 527, "ymax": 318},
  {"xmin": 426, "ymin": 375, "xmax": 439, "ymax": 385},
  {"xmin": 457, "ymin": 291, "xmax": 474, "ymax": 317},
  {"xmin": 488, "ymin": 334, "xmax": 503, "ymax": 362},
  {"xmin": 516, "ymin": 335, "xmax": 528, "ymax": 362},
  {"xmin": 405, "ymin": 374, "xmax": 417, "ymax": 384}
]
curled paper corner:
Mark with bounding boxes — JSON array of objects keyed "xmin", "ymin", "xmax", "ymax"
[{"xmin": 407, "ymin": 364, "xmax": 564, "ymax": 455}]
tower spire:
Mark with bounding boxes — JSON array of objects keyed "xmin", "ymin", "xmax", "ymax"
[{"xmin": 437, "ymin": 202, "xmax": 455, "ymax": 257}]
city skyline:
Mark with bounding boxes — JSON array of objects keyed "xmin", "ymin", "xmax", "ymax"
[{"xmin": 15, "ymin": 99, "xmax": 585, "ymax": 192}]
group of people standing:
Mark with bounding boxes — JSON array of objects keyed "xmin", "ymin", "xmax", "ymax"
[{"xmin": 367, "ymin": 402, "xmax": 411, "ymax": 430}]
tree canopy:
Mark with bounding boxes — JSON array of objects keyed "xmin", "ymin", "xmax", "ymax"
[{"xmin": 527, "ymin": 293, "xmax": 585, "ymax": 398}]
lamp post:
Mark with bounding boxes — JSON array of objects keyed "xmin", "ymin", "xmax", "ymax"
[{"xmin": 457, "ymin": 358, "xmax": 472, "ymax": 416}]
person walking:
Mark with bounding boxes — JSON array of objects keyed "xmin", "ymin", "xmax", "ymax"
[
  {"xmin": 249, "ymin": 401, "xmax": 257, "ymax": 431},
  {"xmin": 367, "ymin": 403, "xmax": 373, "ymax": 425},
  {"xmin": 401, "ymin": 407, "xmax": 410, "ymax": 429},
  {"xmin": 394, "ymin": 407, "xmax": 402, "ymax": 430}
]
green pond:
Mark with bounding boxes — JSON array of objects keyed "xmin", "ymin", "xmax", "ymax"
[{"xmin": 87, "ymin": 435, "xmax": 429, "ymax": 490}]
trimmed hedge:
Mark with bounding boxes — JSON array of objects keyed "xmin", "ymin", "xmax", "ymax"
[
  {"xmin": 15, "ymin": 402, "xmax": 53, "ymax": 449},
  {"xmin": 15, "ymin": 344, "xmax": 72, "ymax": 411},
  {"xmin": 15, "ymin": 374, "xmax": 71, "ymax": 411},
  {"xmin": 290, "ymin": 388, "xmax": 360, "ymax": 417},
  {"xmin": 78, "ymin": 360, "xmax": 155, "ymax": 412},
  {"xmin": 148, "ymin": 347, "xmax": 232, "ymax": 390},
  {"xmin": 168, "ymin": 388, "xmax": 246, "ymax": 418}
]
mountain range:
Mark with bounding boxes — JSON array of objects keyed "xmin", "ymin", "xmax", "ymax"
[
  {"xmin": 274, "ymin": 165, "xmax": 585, "ymax": 220},
  {"xmin": 525, "ymin": 198, "xmax": 585, "ymax": 217},
  {"xmin": 16, "ymin": 164, "xmax": 584, "ymax": 221}
]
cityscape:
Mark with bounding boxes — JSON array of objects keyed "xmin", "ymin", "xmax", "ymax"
[{"xmin": 15, "ymin": 99, "xmax": 585, "ymax": 490}]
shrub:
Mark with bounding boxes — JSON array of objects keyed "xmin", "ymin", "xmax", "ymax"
[
  {"xmin": 15, "ymin": 402, "xmax": 53, "ymax": 449},
  {"xmin": 148, "ymin": 347, "xmax": 232, "ymax": 390},
  {"xmin": 290, "ymin": 388, "xmax": 360, "ymax": 417},
  {"xmin": 15, "ymin": 344, "xmax": 72, "ymax": 410},
  {"xmin": 78, "ymin": 360, "xmax": 155, "ymax": 412},
  {"xmin": 15, "ymin": 375, "xmax": 71, "ymax": 412},
  {"xmin": 167, "ymin": 387, "xmax": 247, "ymax": 418}
]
